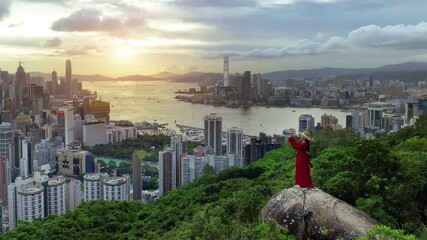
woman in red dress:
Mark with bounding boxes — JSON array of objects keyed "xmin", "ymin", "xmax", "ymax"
[{"xmin": 288, "ymin": 131, "xmax": 315, "ymax": 188}]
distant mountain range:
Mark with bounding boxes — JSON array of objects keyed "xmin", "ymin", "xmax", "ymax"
[{"xmin": 29, "ymin": 61, "xmax": 427, "ymax": 84}]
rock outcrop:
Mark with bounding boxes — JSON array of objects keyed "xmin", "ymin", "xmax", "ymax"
[{"xmin": 261, "ymin": 186, "xmax": 379, "ymax": 240}]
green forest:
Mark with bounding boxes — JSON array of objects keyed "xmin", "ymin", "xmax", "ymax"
[{"xmin": 3, "ymin": 116, "xmax": 427, "ymax": 239}]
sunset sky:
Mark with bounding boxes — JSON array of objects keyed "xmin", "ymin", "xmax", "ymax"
[{"xmin": 1, "ymin": 0, "xmax": 427, "ymax": 77}]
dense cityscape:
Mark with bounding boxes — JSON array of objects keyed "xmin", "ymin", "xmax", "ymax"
[{"xmin": 0, "ymin": 56, "xmax": 425, "ymax": 236}]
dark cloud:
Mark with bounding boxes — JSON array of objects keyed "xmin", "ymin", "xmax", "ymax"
[
  {"xmin": 41, "ymin": 37, "xmax": 63, "ymax": 47},
  {"xmin": 0, "ymin": 0, "xmax": 11, "ymax": 21},
  {"xmin": 51, "ymin": 8, "xmax": 146, "ymax": 34}
]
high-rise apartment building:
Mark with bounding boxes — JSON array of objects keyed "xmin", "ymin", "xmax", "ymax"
[
  {"xmin": 83, "ymin": 173, "xmax": 105, "ymax": 202},
  {"xmin": 132, "ymin": 152, "xmax": 142, "ymax": 201},
  {"xmin": 170, "ymin": 135, "xmax": 186, "ymax": 187},
  {"xmin": 83, "ymin": 120, "xmax": 107, "ymax": 147},
  {"xmin": 159, "ymin": 149, "xmax": 176, "ymax": 196},
  {"xmin": 405, "ymin": 102, "xmax": 419, "ymax": 124},
  {"xmin": 204, "ymin": 113, "xmax": 222, "ymax": 156},
  {"xmin": 103, "ymin": 176, "xmax": 128, "ymax": 201},
  {"xmin": 321, "ymin": 114, "xmax": 339, "ymax": 128},
  {"xmin": 299, "ymin": 114, "xmax": 315, "ymax": 132},
  {"xmin": 368, "ymin": 107, "xmax": 383, "ymax": 129},
  {"xmin": 66, "ymin": 178, "xmax": 81, "ymax": 211},
  {"xmin": 57, "ymin": 106, "xmax": 74, "ymax": 145},
  {"xmin": 419, "ymin": 94, "xmax": 427, "ymax": 116},
  {"xmin": 47, "ymin": 176, "xmax": 66, "ymax": 216},
  {"xmin": 8, "ymin": 172, "xmax": 49, "ymax": 230},
  {"xmin": 17, "ymin": 184, "xmax": 45, "ymax": 222},
  {"xmin": 226, "ymin": 127, "xmax": 243, "ymax": 157}
]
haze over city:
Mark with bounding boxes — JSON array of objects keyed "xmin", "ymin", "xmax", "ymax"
[{"xmin": 1, "ymin": 0, "xmax": 427, "ymax": 76}]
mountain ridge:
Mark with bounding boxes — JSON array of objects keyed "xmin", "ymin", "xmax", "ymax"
[{"xmin": 27, "ymin": 61, "xmax": 427, "ymax": 82}]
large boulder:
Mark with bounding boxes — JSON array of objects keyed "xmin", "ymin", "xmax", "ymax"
[{"xmin": 261, "ymin": 186, "xmax": 379, "ymax": 240}]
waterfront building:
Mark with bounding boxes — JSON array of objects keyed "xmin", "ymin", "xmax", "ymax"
[
  {"xmin": 299, "ymin": 114, "xmax": 315, "ymax": 133},
  {"xmin": 57, "ymin": 106, "xmax": 74, "ymax": 145},
  {"xmin": 132, "ymin": 152, "xmax": 142, "ymax": 201},
  {"xmin": 56, "ymin": 149, "xmax": 96, "ymax": 177},
  {"xmin": 17, "ymin": 184, "xmax": 45, "ymax": 222},
  {"xmin": 242, "ymin": 71, "xmax": 251, "ymax": 105},
  {"xmin": 223, "ymin": 56, "xmax": 229, "ymax": 87},
  {"xmin": 89, "ymin": 100, "xmax": 110, "ymax": 124},
  {"xmin": 47, "ymin": 176, "xmax": 66, "ymax": 216},
  {"xmin": 83, "ymin": 120, "xmax": 107, "ymax": 147},
  {"xmin": 159, "ymin": 149, "xmax": 176, "ymax": 196},
  {"xmin": 103, "ymin": 176, "xmax": 128, "ymax": 201},
  {"xmin": 204, "ymin": 113, "xmax": 222, "ymax": 156}
]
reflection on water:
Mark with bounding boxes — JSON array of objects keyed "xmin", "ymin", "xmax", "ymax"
[{"xmin": 84, "ymin": 80, "xmax": 348, "ymax": 136}]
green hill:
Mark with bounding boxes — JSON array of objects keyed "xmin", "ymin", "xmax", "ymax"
[{"xmin": 3, "ymin": 116, "xmax": 427, "ymax": 240}]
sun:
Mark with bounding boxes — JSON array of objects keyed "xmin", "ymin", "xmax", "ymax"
[{"xmin": 115, "ymin": 47, "xmax": 133, "ymax": 58}]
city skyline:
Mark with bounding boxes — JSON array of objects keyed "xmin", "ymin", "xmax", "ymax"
[{"xmin": 1, "ymin": 0, "xmax": 427, "ymax": 77}]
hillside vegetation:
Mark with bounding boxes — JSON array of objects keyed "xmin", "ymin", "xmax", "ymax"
[{"xmin": 3, "ymin": 116, "xmax": 427, "ymax": 240}]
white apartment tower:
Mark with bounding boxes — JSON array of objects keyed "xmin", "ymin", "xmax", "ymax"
[
  {"xmin": 103, "ymin": 176, "xmax": 128, "ymax": 201},
  {"xmin": 57, "ymin": 107, "xmax": 75, "ymax": 145},
  {"xmin": 17, "ymin": 184, "xmax": 45, "ymax": 222},
  {"xmin": 47, "ymin": 176, "xmax": 67, "ymax": 216},
  {"xmin": 83, "ymin": 173, "xmax": 104, "ymax": 202},
  {"xmin": 67, "ymin": 178, "xmax": 82, "ymax": 211},
  {"xmin": 223, "ymin": 56, "xmax": 229, "ymax": 87},
  {"xmin": 204, "ymin": 113, "xmax": 222, "ymax": 156}
]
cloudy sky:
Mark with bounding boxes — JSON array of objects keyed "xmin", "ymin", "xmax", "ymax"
[{"xmin": 1, "ymin": 0, "xmax": 427, "ymax": 77}]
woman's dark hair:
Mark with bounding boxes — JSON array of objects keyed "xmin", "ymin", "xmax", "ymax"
[{"xmin": 306, "ymin": 139, "xmax": 310, "ymax": 153}]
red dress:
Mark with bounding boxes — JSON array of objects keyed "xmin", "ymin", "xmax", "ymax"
[{"xmin": 288, "ymin": 136, "xmax": 315, "ymax": 188}]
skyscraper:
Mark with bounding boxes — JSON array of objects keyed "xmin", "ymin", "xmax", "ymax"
[
  {"xmin": 65, "ymin": 59, "xmax": 72, "ymax": 98},
  {"xmin": 204, "ymin": 113, "xmax": 222, "ymax": 156},
  {"xmin": 419, "ymin": 94, "xmax": 427, "ymax": 116},
  {"xmin": 223, "ymin": 56, "xmax": 229, "ymax": 87},
  {"xmin": 132, "ymin": 152, "xmax": 142, "ymax": 201},
  {"xmin": 51, "ymin": 70, "xmax": 58, "ymax": 95},
  {"xmin": 170, "ymin": 135, "xmax": 186, "ymax": 187},
  {"xmin": 47, "ymin": 176, "xmax": 66, "ymax": 216},
  {"xmin": 299, "ymin": 114, "xmax": 315, "ymax": 133},
  {"xmin": 226, "ymin": 127, "xmax": 243, "ymax": 158},
  {"xmin": 103, "ymin": 176, "xmax": 128, "ymax": 201},
  {"xmin": 242, "ymin": 71, "xmax": 251, "ymax": 105},
  {"xmin": 57, "ymin": 106, "xmax": 74, "ymax": 145},
  {"xmin": 159, "ymin": 149, "xmax": 176, "ymax": 196}
]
